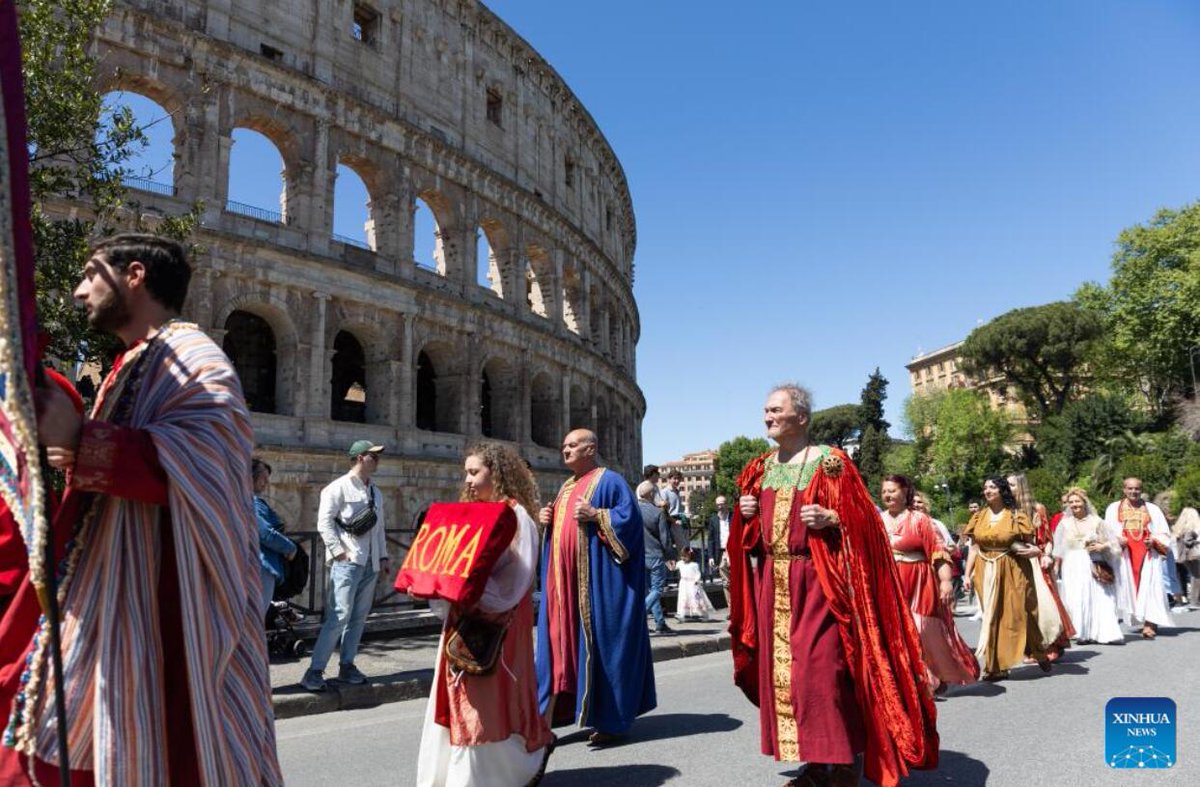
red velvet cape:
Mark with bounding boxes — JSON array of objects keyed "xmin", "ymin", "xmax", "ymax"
[{"xmin": 727, "ymin": 448, "xmax": 939, "ymax": 787}]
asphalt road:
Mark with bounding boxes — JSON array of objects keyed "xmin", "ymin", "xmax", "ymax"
[{"xmin": 277, "ymin": 610, "xmax": 1199, "ymax": 786}]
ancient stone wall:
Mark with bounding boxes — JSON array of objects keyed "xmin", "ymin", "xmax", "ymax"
[{"xmin": 85, "ymin": 0, "xmax": 643, "ymax": 555}]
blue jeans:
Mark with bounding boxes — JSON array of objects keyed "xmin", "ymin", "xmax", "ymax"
[
  {"xmin": 308, "ymin": 560, "xmax": 378, "ymax": 672},
  {"xmin": 260, "ymin": 565, "xmax": 277, "ymax": 619},
  {"xmin": 644, "ymin": 557, "xmax": 667, "ymax": 628}
]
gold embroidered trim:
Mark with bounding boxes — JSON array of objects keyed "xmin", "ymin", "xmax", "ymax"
[
  {"xmin": 575, "ymin": 468, "xmax": 607, "ymax": 725},
  {"xmin": 594, "ymin": 508, "xmax": 629, "ymax": 564},
  {"xmin": 770, "ymin": 484, "xmax": 799, "ymax": 761}
]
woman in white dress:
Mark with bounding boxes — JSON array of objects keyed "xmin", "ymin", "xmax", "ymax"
[
  {"xmin": 1052, "ymin": 488, "xmax": 1123, "ymax": 645},
  {"xmin": 416, "ymin": 442, "xmax": 553, "ymax": 787}
]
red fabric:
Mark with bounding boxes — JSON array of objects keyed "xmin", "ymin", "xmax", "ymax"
[
  {"xmin": 72, "ymin": 422, "xmax": 168, "ymax": 505},
  {"xmin": 396, "ymin": 502, "xmax": 518, "ymax": 608},
  {"xmin": 728, "ymin": 449, "xmax": 939, "ymax": 787},
  {"xmin": 1049, "ymin": 511, "xmax": 1064, "ymax": 535},
  {"xmin": 1032, "ymin": 509, "xmax": 1076, "ymax": 644}
]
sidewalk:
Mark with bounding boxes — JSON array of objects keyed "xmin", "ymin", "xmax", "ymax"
[{"xmin": 271, "ymin": 609, "xmax": 732, "ymax": 720}]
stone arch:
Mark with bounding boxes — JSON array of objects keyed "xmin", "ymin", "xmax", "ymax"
[
  {"xmin": 525, "ymin": 243, "xmax": 552, "ymax": 318},
  {"xmin": 223, "ymin": 310, "xmax": 278, "ymax": 414},
  {"xmin": 99, "ymin": 87, "xmax": 180, "ymax": 192},
  {"xmin": 413, "ymin": 189, "xmax": 455, "ymax": 275},
  {"xmin": 330, "ymin": 330, "xmax": 367, "ymax": 423},
  {"xmin": 589, "ymin": 284, "xmax": 607, "ymax": 353},
  {"xmin": 227, "ymin": 124, "xmax": 290, "ymax": 223},
  {"xmin": 415, "ymin": 340, "xmax": 463, "ymax": 433},
  {"xmin": 476, "ymin": 218, "xmax": 509, "ymax": 297},
  {"xmin": 332, "ymin": 158, "xmax": 376, "ymax": 250},
  {"xmin": 561, "ymin": 259, "xmax": 584, "ymax": 335},
  {"xmin": 215, "ymin": 294, "xmax": 300, "ymax": 416},
  {"xmin": 479, "ymin": 355, "xmax": 519, "ymax": 441},
  {"xmin": 530, "ymin": 370, "xmax": 561, "ymax": 449},
  {"xmin": 569, "ymin": 382, "xmax": 591, "ymax": 431},
  {"xmin": 594, "ymin": 394, "xmax": 611, "ymax": 462}
]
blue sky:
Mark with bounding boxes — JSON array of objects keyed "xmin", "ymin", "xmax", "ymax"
[{"xmin": 110, "ymin": 1, "xmax": 1200, "ymax": 464}]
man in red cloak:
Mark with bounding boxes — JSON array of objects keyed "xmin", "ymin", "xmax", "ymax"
[{"xmin": 728, "ymin": 384, "xmax": 939, "ymax": 787}]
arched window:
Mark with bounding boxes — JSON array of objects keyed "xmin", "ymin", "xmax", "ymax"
[
  {"xmin": 100, "ymin": 91, "xmax": 175, "ymax": 194},
  {"xmin": 531, "ymin": 373, "xmax": 560, "ymax": 448},
  {"xmin": 223, "ymin": 310, "xmax": 277, "ymax": 413},
  {"xmin": 414, "ymin": 196, "xmax": 445, "ymax": 274},
  {"xmin": 332, "ymin": 162, "xmax": 374, "ymax": 250},
  {"xmin": 416, "ymin": 350, "xmax": 438, "ymax": 431},
  {"xmin": 561, "ymin": 262, "xmax": 583, "ymax": 335},
  {"xmin": 480, "ymin": 358, "xmax": 517, "ymax": 441},
  {"xmin": 227, "ymin": 129, "xmax": 286, "ymax": 223},
  {"xmin": 330, "ymin": 331, "xmax": 367, "ymax": 423}
]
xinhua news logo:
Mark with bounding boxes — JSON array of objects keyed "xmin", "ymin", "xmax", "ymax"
[{"xmin": 1105, "ymin": 697, "xmax": 1176, "ymax": 769}]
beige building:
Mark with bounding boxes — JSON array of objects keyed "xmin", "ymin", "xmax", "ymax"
[
  {"xmin": 658, "ymin": 449, "xmax": 717, "ymax": 512},
  {"xmin": 72, "ymin": 0, "xmax": 643, "ymax": 556},
  {"xmin": 906, "ymin": 342, "xmax": 1033, "ymax": 434}
]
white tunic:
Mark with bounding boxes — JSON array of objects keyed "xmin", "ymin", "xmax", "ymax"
[{"xmin": 1104, "ymin": 501, "xmax": 1175, "ymax": 628}]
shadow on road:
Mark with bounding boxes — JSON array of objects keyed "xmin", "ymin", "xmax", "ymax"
[
  {"xmin": 946, "ymin": 681, "xmax": 1005, "ymax": 698},
  {"xmin": 903, "ymin": 749, "xmax": 991, "ymax": 785},
  {"xmin": 540, "ymin": 764, "xmax": 680, "ymax": 786},
  {"xmin": 627, "ymin": 712, "xmax": 743, "ymax": 743}
]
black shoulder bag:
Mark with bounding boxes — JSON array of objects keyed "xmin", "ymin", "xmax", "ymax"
[{"xmin": 338, "ymin": 483, "xmax": 378, "ymax": 537}]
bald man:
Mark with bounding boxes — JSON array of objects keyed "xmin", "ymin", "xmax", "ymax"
[{"xmin": 535, "ymin": 429, "xmax": 656, "ymax": 746}]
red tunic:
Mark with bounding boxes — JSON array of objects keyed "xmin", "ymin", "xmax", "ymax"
[{"xmin": 0, "ymin": 354, "xmax": 200, "ymax": 786}]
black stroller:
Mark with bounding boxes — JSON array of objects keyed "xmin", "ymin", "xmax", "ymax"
[{"xmin": 266, "ymin": 540, "xmax": 309, "ymax": 659}]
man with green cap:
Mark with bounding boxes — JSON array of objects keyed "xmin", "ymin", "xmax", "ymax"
[{"xmin": 302, "ymin": 439, "xmax": 389, "ymax": 691}]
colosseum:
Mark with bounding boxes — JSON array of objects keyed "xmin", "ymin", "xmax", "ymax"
[{"xmin": 83, "ymin": 0, "xmax": 643, "ymax": 575}]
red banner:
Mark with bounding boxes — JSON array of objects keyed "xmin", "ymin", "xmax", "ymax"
[{"xmin": 395, "ymin": 501, "xmax": 518, "ymax": 607}]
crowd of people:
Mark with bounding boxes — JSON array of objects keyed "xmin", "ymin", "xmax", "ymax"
[{"xmin": 6, "ymin": 234, "xmax": 1195, "ymax": 786}]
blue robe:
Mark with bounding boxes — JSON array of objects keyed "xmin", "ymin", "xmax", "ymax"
[{"xmin": 535, "ymin": 468, "xmax": 657, "ymax": 733}]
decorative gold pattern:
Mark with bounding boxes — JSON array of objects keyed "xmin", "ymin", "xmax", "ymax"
[
  {"xmin": 820, "ymin": 452, "xmax": 844, "ymax": 478},
  {"xmin": 595, "ymin": 505, "xmax": 629, "ymax": 564},
  {"xmin": 770, "ymin": 484, "xmax": 800, "ymax": 761},
  {"xmin": 574, "ymin": 468, "xmax": 607, "ymax": 725}
]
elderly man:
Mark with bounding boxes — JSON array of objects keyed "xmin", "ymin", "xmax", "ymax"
[
  {"xmin": 536, "ymin": 429, "xmax": 656, "ymax": 746},
  {"xmin": 638, "ymin": 480, "xmax": 677, "ymax": 634},
  {"xmin": 707, "ymin": 495, "xmax": 733, "ymax": 602},
  {"xmin": 728, "ymin": 384, "xmax": 937, "ymax": 787},
  {"xmin": 1105, "ymin": 477, "xmax": 1174, "ymax": 639}
]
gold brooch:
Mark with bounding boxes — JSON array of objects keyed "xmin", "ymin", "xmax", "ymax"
[{"xmin": 821, "ymin": 454, "xmax": 844, "ymax": 478}]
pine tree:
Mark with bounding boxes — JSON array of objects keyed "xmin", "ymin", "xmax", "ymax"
[{"xmin": 855, "ymin": 368, "xmax": 890, "ymax": 496}]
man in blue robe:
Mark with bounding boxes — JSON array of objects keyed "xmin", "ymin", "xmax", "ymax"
[{"xmin": 536, "ymin": 429, "xmax": 656, "ymax": 746}]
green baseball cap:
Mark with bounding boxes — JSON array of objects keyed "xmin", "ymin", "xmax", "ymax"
[{"xmin": 348, "ymin": 439, "xmax": 384, "ymax": 459}]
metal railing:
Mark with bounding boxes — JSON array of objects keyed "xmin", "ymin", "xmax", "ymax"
[
  {"xmin": 123, "ymin": 176, "xmax": 175, "ymax": 196},
  {"xmin": 287, "ymin": 527, "xmax": 416, "ymax": 616},
  {"xmin": 225, "ymin": 199, "xmax": 285, "ymax": 224},
  {"xmin": 331, "ymin": 232, "xmax": 371, "ymax": 250}
]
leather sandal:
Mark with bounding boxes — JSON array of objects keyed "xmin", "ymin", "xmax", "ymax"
[{"xmin": 587, "ymin": 731, "xmax": 626, "ymax": 747}]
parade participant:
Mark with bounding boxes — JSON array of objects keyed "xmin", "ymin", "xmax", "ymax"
[
  {"xmin": 253, "ymin": 459, "xmax": 298, "ymax": 617},
  {"xmin": 911, "ymin": 492, "xmax": 953, "ymax": 547},
  {"xmin": 1052, "ymin": 489, "xmax": 1123, "ymax": 645},
  {"xmin": 1105, "ymin": 478, "xmax": 1174, "ymax": 638},
  {"xmin": 1172, "ymin": 507, "xmax": 1200, "ymax": 609},
  {"xmin": 728, "ymin": 385, "xmax": 937, "ymax": 787},
  {"xmin": 416, "ymin": 443, "xmax": 552, "ymax": 787},
  {"xmin": 302, "ymin": 440, "xmax": 390, "ymax": 691},
  {"xmin": 536, "ymin": 429, "xmax": 655, "ymax": 746},
  {"xmin": 962, "ymin": 477, "xmax": 1051, "ymax": 681},
  {"xmin": 1008, "ymin": 473, "xmax": 1073, "ymax": 660},
  {"xmin": 880, "ymin": 476, "xmax": 978, "ymax": 695},
  {"xmin": 3, "ymin": 234, "xmax": 281, "ymax": 784}
]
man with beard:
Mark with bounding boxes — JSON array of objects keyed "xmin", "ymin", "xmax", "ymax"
[{"xmin": 0, "ymin": 235, "xmax": 282, "ymax": 784}]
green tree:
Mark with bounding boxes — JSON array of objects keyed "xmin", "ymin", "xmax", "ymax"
[
  {"xmin": 1076, "ymin": 201, "xmax": 1200, "ymax": 416},
  {"xmin": 905, "ymin": 389, "xmax": 1014, "ymax": 504},
  {"xmin": 713, "ymin": 436, "xmax": 771, "ymax": 497},
  {"xmin": 20, "ymin": 0, "xmax": 199, "ymax": 366},
  {"xmin": 959, "ymin": 301, "xmax": 1102, "ymax": 421},
  {"xmin": 1034, "ymin": 392, "xmax": 1146, "ymax": 479},
  {"xmin": 1174, "ymin": 464, "xmax": 1200, "ymax": 511},
  {"xmin": 855, "ymin": 369, "xmax": 890, "ymax": 494},
  {"xmin": 809, "ymin": 403, "xmax": 859, "ymax": 448}
]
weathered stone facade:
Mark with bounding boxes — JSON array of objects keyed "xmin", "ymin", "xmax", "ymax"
[{"xmin": 85, "ymin": 0, "xmax": 643, "ymax": 543}]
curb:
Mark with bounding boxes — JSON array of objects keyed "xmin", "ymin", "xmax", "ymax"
[{"xmin": 272, "ymin": 631, "xmax": 731, "ymax": 720}]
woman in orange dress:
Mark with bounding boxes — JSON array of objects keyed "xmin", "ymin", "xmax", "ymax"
[
  {"xmin": 416, "ymin": 442, "xmax": 553, "ymax": 786},
  {"xmin": 880, "ymin": 476, "xmax": 979, "ymax": 694},
  {"xmin": 962, "ymin": 477, "xmax": 1054, "ymax": 681}
]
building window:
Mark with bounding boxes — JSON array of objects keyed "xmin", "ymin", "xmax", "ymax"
[
  {"xmin": 353, "ymin": 4, "xmax": 380, "ymax": 45},
  {"xmin": 564, "ymin": 157, "xmax": 575, "ymax": 189},
  {"xmin": 486, "ymin": 88, "xmax": 503, "ymax": 126},
  {"xmin": 260, "ymin": 43, "xmax": 284, "ymax": 62}
]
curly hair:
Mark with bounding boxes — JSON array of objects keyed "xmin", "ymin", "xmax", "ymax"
[
  {"xmin": 461, "ymin": 442, "xmax": 540, "ymax": 514},
  {"xmin": 984, "ymin": 475, "xmax": 1017, "ymax": 511}
]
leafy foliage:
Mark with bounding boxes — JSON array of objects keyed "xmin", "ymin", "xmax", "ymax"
[
  {"xmin": 1076, "ymin": 202, "xmax": 1200, "ymax": 417},
  {"xmin": 809, "ymin": 403, "xmax": 859, "ymax": 448},
  {"xmin": 1174, "ymin": 464, "xmax": 1200, "ymax": 511},
  {"xmin": 904, "ymin": 389, "xmax": 1014, "ymax": 505},
  {"xmin": 1034, "ymin": 392, "xmax": 1147, "ymax": 479},
  {"xmin": 959, "ymin": 301, "xmax": 1102, "ymax": 421},
  {"xmin": 713, "ymin": 436, "xmax": 771, "ymax": 497},
  {"xmin": 19, "ymin": 0, "xmax": 199, "ymax": 366}
]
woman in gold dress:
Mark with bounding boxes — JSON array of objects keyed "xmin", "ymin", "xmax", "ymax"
[{"xmin": 962, "ymin": 477, "xmax": 1052, "ymax": 680}]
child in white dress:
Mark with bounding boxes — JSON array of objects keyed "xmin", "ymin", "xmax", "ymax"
[{"xmin": 674, "ymin": 548, "xmax": 716, "ymax": 621}]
